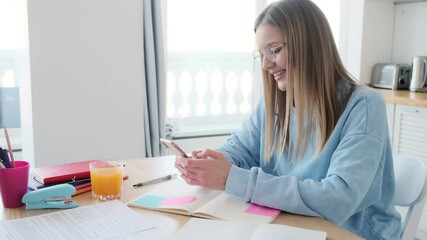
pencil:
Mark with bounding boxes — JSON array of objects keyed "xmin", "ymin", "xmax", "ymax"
[{"xmin": 4, "ymin": 126, "xmax": 15, "ymax": 168}]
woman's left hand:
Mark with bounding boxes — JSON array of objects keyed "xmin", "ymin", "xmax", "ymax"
[{"xmin": 175, "ymin": 149, "xmax": 232, "ymax": 190}]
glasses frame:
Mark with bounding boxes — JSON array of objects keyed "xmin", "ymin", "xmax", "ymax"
[{"xmin": 253, "ymin": 43, "xmax": 286, "ymax": 65}]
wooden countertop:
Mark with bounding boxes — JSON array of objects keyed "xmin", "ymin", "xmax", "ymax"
[{"xmin": 372, "ymin": 87, "xmax": 427, "ymax": 107}]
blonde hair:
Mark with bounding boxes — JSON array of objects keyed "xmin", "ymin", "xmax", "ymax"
[{"xmin": 255, "ymin": 0, "xmax": 357, "ymax": 163}]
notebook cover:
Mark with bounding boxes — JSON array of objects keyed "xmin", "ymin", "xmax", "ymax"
[{"xmin": 33, "ymin": 160, "xmax": 98, "ymax": 184}]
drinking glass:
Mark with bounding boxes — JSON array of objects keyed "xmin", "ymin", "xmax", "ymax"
[{"xmin": 90, "ymin": 160, "xmax": 123, "ymax": 201}]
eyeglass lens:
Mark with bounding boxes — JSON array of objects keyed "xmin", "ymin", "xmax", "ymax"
[{"xmin": 254, "ymin": 45, "xmax": 278, "ymax": 65}]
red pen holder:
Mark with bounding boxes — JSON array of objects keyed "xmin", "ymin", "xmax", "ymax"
[{"xmin": 0, "ymin": 161, "xmax": 30, "ymax": 208}]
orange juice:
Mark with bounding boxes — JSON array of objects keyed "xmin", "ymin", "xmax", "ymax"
[{"xmin": 90, "ymin": 161, "xmax": 123, "ymax": 201}]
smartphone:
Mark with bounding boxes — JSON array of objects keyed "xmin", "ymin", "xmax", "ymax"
[{"xmin": 160, "ymin": 138, "xmax": 190, "ymax": 158}]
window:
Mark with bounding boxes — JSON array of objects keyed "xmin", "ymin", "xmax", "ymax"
[
  {"xmin": 0, "ymin": 0, "xmax": 29, "ymax": 157},
  {"xmin": 0, "ymin": 0, "xmax": 27, "ymax": 129},
  {"xmin": 165, "ymin": 0, "xmax": 342, "ymax": 138},
  {"xmin": 165, "ymin": 0, "xmax": 261, "ymax": 137}
]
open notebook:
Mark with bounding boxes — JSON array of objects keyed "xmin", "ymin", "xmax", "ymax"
[
  {"xmin": 175, "ymin": 218, "xmax": 327, "ymax": 240},
  {"xmin": 127, "ymin": 179, "xmax": 281, "ymax": 224}
]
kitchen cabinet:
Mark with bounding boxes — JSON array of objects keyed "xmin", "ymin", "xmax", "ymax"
[
  {"xmin": 390, "ymin": 104, "xmax": 427, "ymax": 239},
  {"xmin": 392, "ymin": 104, "xmax": 427, "ymax": 159}
]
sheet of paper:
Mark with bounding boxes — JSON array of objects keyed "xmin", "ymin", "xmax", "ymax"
[
  {"xmin": 0, "ymin": 200, "xmax": 165, "ymax": 240},
  {"xmin": 250, "ymin": 223, "xmax": 327, "ymax": 240},
  {"xmin": 174, "ymin": 218, "xmax": 256, "ymax": 240},
  {"xmin": 174, "ymin": 218, "xmax": 326, "ymax": 240}
]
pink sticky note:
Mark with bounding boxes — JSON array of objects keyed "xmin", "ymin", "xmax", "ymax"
[
  {"xmin": 160, "ymin": 196, "xmax": 196, "ymax": 206},
  {"xmin": 245, "ymin": 203, "xmax": 281, "ymax": 218}
]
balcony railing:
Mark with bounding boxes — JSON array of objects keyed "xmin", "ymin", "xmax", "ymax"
[{"xmin": 166, "ymin": 52, "xmax": 257, "ymax": 119}]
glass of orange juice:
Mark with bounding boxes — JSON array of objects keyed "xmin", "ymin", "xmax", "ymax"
[{"xmin": 90, "ymin": 160, "xmax": 123, "ymax": 201}]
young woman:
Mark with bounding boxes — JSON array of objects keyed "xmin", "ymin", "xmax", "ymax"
[{"xmin": 175, "ymin": 0, "xmax": 401, "ymax": 239}]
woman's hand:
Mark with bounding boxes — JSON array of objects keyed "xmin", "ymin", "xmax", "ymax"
[{"xmin": 175, "ymin": 149, "xmax": 232, "ymax": 190}]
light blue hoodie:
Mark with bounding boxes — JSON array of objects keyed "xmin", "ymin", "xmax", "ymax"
[{"xmin": 219, "ymin": 85, "xmax": 402, "ymax": 239}]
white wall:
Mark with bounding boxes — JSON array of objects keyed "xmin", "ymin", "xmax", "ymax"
[
  {"xmin": 392, "ymin": 1, "xmax": 427, "ymax": 63},
  {"xmin": 360, "ymin": 0, "xmax": 395, "ymax": 83},
  {"xmin": 341, "ymin": 0, "xmax": 395, "ymax": 84},
  {"xmin": 342, "ymin": 0, "xmax": 365, "ymax": 81},
  {"xmin": 25, "ymin": 0, "xmax": 146, "ymax": 167}
]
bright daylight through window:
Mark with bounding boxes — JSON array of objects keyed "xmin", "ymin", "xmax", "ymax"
[
  {"xmin": 165, "ymin": 0, "xmax": 259, "ymax": 137},
  {"xmin": 0, "ymin": 0, "xmax": 25, "ymax": 129}
]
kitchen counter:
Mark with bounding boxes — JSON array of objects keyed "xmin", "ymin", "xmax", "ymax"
[{"xmin": 372, "ymin": 87, "xmax": 427, "ymax": 108}]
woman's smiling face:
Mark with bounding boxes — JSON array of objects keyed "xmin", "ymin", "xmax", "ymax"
[{"xmin": 255, "ymin": 24, "xmax": 288, "ymax": 92}]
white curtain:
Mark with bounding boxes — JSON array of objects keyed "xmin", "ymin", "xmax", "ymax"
[{"xmin": 142, "ymin": 0, "xmax": 166, "ymax": 157}]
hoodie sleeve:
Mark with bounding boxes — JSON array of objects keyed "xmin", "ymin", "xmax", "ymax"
[{"xmin": 218, "ymin": 100, "xmax": 265, "ymax": 169}]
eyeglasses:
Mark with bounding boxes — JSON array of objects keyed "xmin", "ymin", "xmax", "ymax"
[{"xmin": 253, "ymin": 43, "xmax": 286, "ymax": 65}]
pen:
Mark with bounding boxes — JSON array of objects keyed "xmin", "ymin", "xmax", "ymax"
[
  {"xmin": 133, "ymin": 173, "xmax": 178, "ymax": 188},
  {"xmin": 0, "ymin": 147, "xmax": 5, "ymax": 169},
  {"xmin": 1, "ymin": 148, "xmax": 11, "ymax": 168},
  {"xmin": 4, "ymin": 127, "xmax": 15, "ymax": 168}
]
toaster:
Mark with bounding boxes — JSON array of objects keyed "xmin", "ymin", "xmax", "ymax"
[{"xmin": 370, "ymin": 63, "xmax": 411, "ymax": 90}]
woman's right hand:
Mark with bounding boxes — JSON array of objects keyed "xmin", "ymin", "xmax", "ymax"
[{"xmin": 174, "ymin": 149, "xmax": 232, "ymax": 190}]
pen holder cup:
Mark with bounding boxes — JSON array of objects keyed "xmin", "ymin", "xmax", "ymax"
[{"xmin": 0, "ymin": 160, "xmax": 30, "ymax": 208}]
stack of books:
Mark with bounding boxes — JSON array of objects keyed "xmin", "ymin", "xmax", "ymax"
[{"xmin": 29, "ymin": 160, "xmax": 96, "ymax": 196}]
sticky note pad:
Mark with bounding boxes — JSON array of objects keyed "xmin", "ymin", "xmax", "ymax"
[
  {"xmin": 244, "ymin": 203, "xmax": 281, "ymax": 218},
  {"xmin": 160, "ymin": 196, "xmax": 196, "ymax": 206},
  {"xmin": 134, "ymin": 195, "xmax": 167, "ymax": 207}
]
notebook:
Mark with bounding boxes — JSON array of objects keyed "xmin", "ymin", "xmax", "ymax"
[
  {"xmin": 127, "ymin": 178, "xmax": 281, "ymax": 224},
  {"xmin": 29, "ymin": 175, "xmax": 91, "ymax": 190},
  {"xmin": 32, "ymin": 160, "xmax": 97, "ymax": 184}
]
